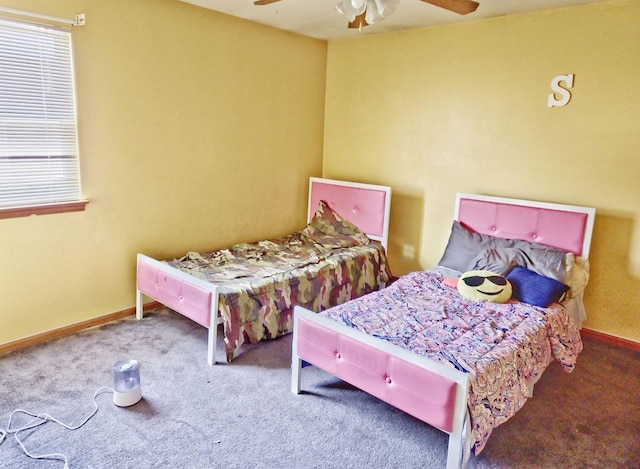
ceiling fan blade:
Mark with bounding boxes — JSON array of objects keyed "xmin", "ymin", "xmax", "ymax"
[
  {"xmin": 420, "ymin": 0, "xmax": 479, "ymax": 15},
  {"xmin": 348, "ymin": 12, "xmax": 368, "ymax": 29},
  {"xmin": 253, "ymin": 0, "xmax": 281, "ymax": 5}
]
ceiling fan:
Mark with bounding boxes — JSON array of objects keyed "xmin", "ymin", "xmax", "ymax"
[{"xmin": 253, "ymin": 0, "xmax": 480, "ymax": 30}]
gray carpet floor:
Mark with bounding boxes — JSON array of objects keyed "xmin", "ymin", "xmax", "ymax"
[{"xmin": 0, "ymin": 308, "xmax": 638, "ymax": 468}]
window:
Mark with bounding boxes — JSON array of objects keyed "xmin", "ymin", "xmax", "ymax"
[{"xmin": 0, "ymin": 17, "xmax": 86, "ymax": 219}]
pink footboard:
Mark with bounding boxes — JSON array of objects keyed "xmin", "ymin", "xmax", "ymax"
[
  {"xmin": 136, "ymin": 253, "xmax": 222, "ymax": 364},
  {"xmin": 291, "ymin": 306, "xmax": 470, "ymax": 469}
]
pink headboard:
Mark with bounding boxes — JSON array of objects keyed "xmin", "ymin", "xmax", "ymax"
[
  {"xmin": 308, "ymin": 177, "xmax": 391, "ymax": 249},
  {"xmin": 455, "ymin": 193, "xmax": 596, "ymax": 258}
]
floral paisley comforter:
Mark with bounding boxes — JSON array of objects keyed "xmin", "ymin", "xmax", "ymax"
[
  {"xmin": 168, "ymin": 228, "xmax": 390, "ymax": 362},
  {"xmin": 320, "ymin": 270, "xmax": 583, "ymax": 454}
]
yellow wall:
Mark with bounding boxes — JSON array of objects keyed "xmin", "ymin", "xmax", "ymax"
[
  {"xmin": 323, "ymin": 1, "xmax": 640, "ymax": 341},
  {"xmin": 0, "ymin": 0, "xmax": 327, "ymax": 342},
  {"xmin": 1, "ymin": 0, "xmax": 638, "ymax": 347}
]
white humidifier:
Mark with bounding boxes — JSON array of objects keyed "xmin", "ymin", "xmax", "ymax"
[{"xmin": 113, "ymin": 359, "xmax": 142, "ymax": 407}]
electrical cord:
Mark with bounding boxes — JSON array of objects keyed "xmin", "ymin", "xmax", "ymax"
[{"xmin": 0, "ymin": 386, "xmax": 114, "ymax": 468}]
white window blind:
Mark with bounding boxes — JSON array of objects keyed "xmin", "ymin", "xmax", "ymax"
[{"xmin": 0, "ymin": 17, "xmax": 81, "ymax": 209}]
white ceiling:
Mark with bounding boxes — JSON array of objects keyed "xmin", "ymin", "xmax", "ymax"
[{"xmin": 179, "ymin": 0, "xmax": 610, "ymax": 41}]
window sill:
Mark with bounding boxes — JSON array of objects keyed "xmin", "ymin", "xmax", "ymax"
[{"xmin": 0, "ymin": 200, "xmax": 89, "ymax": 220}]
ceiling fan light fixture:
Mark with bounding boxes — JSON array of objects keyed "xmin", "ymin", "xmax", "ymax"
[
  {"xmin": 337, "ymin": 0, "xmax": 476, "ymax": 30},
  {"xmin": 338, "ymin": 0, "xmax": 401, "ymax": 26},
  {"xmin": 365, "ymin": 0, "xmax": 381, "ymax": 24},
  {"xmin": 365, "ymin": 0, "xmax": 400, "ymax": 24},
  {"xmin": 374, "ymin": 0, "xmax": 401, "ymax": 17},
  {"xmin": 336, "ymin": 0, "xmax": 367, "ymax": 22}
]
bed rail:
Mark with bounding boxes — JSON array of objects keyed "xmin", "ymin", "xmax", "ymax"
[{"xmin": 136, "ymin": 253, "xmax": 223, "ymax": 364}]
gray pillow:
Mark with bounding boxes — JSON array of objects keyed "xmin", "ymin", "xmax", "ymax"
[
  {"xmin": 466, "ymin": 248, "xmax": 521, "ymax": 276},
  {"xmin": 438, "ymin": 220, "xmax": 567, "ymax": 280},
  {"xmin": 438, "ymin": 221, "xmax": 503, "ymax": 272},
  {"xmin": 468, "ymin": 246, "xmax": 566, "ymax": 281}
]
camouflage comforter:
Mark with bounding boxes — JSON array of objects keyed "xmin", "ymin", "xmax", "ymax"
[{"xmin": 168, "ymin": 212, "xmax": 391, "ymax": 361}]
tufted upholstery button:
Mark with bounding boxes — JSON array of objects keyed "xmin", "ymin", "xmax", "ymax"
[
  {"xmin": 336, "ymin": 352, "xmax": 341, "ymax": 359},
  {"xmin": 491, "ymin": 226, "xmax": 497, "ymax": 231},
  {"xmin": 385, "ymin": 376, "xmax": 392, "ymax": 384}
]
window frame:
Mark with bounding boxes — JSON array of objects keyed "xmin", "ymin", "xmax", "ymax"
[
  {"xmin": 0, "ymin": 16, "xmax": 88, "ymax": 220},
  {"xmin": 0, "ymin": 200, "xmax": 88, "ymax": 219}
]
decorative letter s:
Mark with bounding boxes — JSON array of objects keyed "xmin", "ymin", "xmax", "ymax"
[{"xmin": 548, "ymin": 74, "xmax": 574, "ymax": 107}]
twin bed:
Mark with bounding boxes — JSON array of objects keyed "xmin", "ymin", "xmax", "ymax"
[
  {"xmin": 291, "ymin": 191, "xmax": 595, "ymax": 469},
  {"xmin": 136, "ymin": 179, "xmax": 595, "ymax": 468},
  {"xmin": 136, "ymin": 178, "xmax": 392, "ymax": 364}
]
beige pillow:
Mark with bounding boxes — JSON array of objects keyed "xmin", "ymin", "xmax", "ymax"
[{"xmin": 564, "ymin": 253, "xmax": 590, "ymax": 299}]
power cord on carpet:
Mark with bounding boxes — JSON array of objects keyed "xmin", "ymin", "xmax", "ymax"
[{"xmin": 0, "ymin": 386, "xmax": 114, "ymax": 468}]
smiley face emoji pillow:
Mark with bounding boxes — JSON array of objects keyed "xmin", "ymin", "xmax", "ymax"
[{"xmin": 457, "ymin": 270, "xmax": 512, "ymax": 303}]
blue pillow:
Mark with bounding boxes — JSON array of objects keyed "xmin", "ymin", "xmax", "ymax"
[{"xmin": 506, "ymin": 266, "xmax": 569, "ymax": 308}]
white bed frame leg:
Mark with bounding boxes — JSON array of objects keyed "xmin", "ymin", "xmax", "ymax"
[
  {"xmin": 206, "ymin": 292, "xmax": 222, "ymax": 365},
  {"xmin": 291, "ymin": 312, "xmax": 302, "ymax": 394},
  {"xmin": 447, "ymin": 434, "xmax": 462, "ymax": 469},
  {"xmin": 207, "ymin": 323, "xmax": 217, "ymax": 366},
  {"xmin": 445, "ymin": 409, "xmax": 472, "ymax": 469},
  {"xmin": 136, "ymin": 288, "xmax": 144, "ymax": 320},
  {"xmin": 291, "ymin": 356, "xmax": 302, "ymax": 394},
  {"xmin": 445, "ymin": 377, "xmax": 471, "ymax": 469}
]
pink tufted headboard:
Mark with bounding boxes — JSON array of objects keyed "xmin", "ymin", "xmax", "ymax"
[
  {"xmin": 455, "ymin": 193, "xmax": 596, "ymax": 258},
  {"xmin": 308, "ymin": 177, "xmax": 391, "ymax": 249}
]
